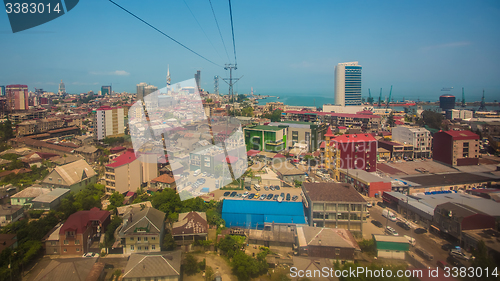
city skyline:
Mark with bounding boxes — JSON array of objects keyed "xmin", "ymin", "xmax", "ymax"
[{"xmin": 1, "ymin": 1, "xmax": 500, "ymax": 101}]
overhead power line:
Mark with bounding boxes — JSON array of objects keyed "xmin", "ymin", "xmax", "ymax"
[
  {"xmin": 108, "ymin": 0, "xmax": 223, "ymax": 68},
  {"xmin": 228, "ymin": 0, "xmax": 237, "ymax": 65},
  {"xmin": 208, "ymin": 0, "xmax": 231, "ymax": 62}
]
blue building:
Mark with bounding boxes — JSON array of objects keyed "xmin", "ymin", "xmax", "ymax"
[{"xmin": 222, "ymin": 199, "xmax": 306, "ymax": 229}]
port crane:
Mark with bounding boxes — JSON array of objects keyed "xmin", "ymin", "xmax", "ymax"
[
  {"xmin": 386, "ymin": 85, "xmax": 393, "ymax": 109},
  {"xmin": 378, "ymin": 88, "xmax": 382, "ymax": 108}
]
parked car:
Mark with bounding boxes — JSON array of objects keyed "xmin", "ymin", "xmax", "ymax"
[
  {"xmin": 242, "ymin": 192, "xmax": 249, "ymax": 198},
  {"xmin": 396, "ymin": 221, "xmax": 411, "ymax": 230},
  {"xmin": 416, "ymin": 247, "xmax": 434, "ymax": 261},
  {"xmin": 266, "ymin": 194, "xmax": 273, "ymax": 200},
  {"xmin": 264, "ymin": 186, "xmax": 269, "ymax": 191},
  {"xmin": 385, "ymin": 226, "xmax": 399, "ymax": 236},
  {"xmin": 230, "ymin": 192, "xmax": 237, "ymax": 197},
  {"xmin": 82, "ymin": 252, "xmax": 99, "ymax": 258},
  {"xmin": 280, "ymin": 193, "xmax": 285, "ymax": 198},
  {"xmin": 292, "ymin": 195, "xmax": 298, "ymax": 201},
  {"xmin": 245, "ymin": 186, "xmax": 251, "ymax": 191},
  {"xmin": 270, "ymin": 186, "xmax": 275, "ymax": 191},
  {"xmin": 446, "ymin": 256, "xmax": 465, "ymax": 268},
  {"xmin": 436, "ymin": 260, "xmax": 449, "ymax": 269},
  {"xmin": 414, "ymin": 228, "xmax": 428, "ymax": 234},
  {"xmin": 371, "ymin": 220, "xmax": 383, "ymax": 228},
  {"xmin": 275, "ymin": 185, "xmax": 280, "ymax": 190},
  {"xmin": 248, "ymin": 193, "xmax": 255, "ymax": 199},
  {"xmin": 367, "ymin": 202, "xmax": 372, "ymax": 208},
  {"xmin": 259, "ymin": 194, "xmax": 266, "ymax": 200},
  {"xmin": 223, "ymin": 191, "xmax": 230, "ymax": 196},
  {"xmin": 449, "ymin": 249, "xmax": 471, "ymax": 261},
  {"xmin": 254, "ymin": 184, "xmax": 261, "ymax": 191},
  {"xmin": 403, "ymin": 235, "xmax": 416, "ymax": 246},
  {"xmin": 286, "ymin": 193, "xmax": 291, "ymax": 201},
  {"xmin": 273, "ymin": 194, "xmax": 279, "ymax": 200},
  {"xmin": 441, "ymin": 244, "xmax": 457, "ymax": 251}
]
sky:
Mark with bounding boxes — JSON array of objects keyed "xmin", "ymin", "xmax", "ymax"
[{"xmin": 1, "ymin": 0, "xmax": 500, "ymax": 102}]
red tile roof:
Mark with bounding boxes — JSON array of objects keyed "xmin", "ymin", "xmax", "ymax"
[
  {"xmin": 106, "ymin": 150, "xmax": 137, "ymax": 168},
  {"xmin": 151, "ymin": 174, "xmax": 175, "ymax": 184},
  {"xmin": 333, "ymin": 134, "xmax": 376, "ymax": 143},
  {"xmin": 324, "ymin": 126, "xmax": 335, "ymax": 137},
  {"xmin": 274, "ymin": 153, "xmax": 285, "ymax": 158},
  {"xmin": 247, "ymin": 150, "xmax": 261, "ymax": 157},
  {"xmin": 60, "ymin": 208, "xmax": 110, "ymax": 235}
]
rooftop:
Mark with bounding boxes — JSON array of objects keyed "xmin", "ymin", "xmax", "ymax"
[
  {"xmin": 60, "ymin": 207, "xmax": 110, "ymax": 235},
  {"xmin": 121, "ymin": 207, "xmax": 165, "ymax": 234},
  {"xmin": 373, "ymin": 234, "xmax": 409, "ymax": 243},
  {"xmin": 333, "ymin": 134, "xmax": 377, "ymax": 143},
  {"xmin": 244, "ymin": 125, "xmax": 284, "ymax": 131},
  {"xmin": 303, "ymin": 182, "xmax": 366, "ymax": 203},
  {"xmin": 123, "ymin": 251, "xmax": 181, "ymax": 279},
  {"xmin": 172, "ymin": 212, "xmax": 207, "ymax": 236},
  {"xmin": 297, "ymin": 226, "xmax": 360, "ymax": 250},
  {"xmin": 106, "ymin": 150, "xmax": 137, "ymax": 168},
  {"xmin": 11, "ymin": 186, "xmax": 51, "ymax": 198},
  {"xmin": 32, "ymin": 188, "xmax": 70, "ymax": 203}
]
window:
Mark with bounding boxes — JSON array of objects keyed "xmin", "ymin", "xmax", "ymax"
[
  {"xmin": 137, "ymin": 237, "xmax": 141, "ymax": 241},
  {"xmin": 144, "ymin": 246, "xmax": 149, "ymax": 250},
  {"xmin": 152, "ymin": 245, "xmax": 156, "ymax": 250},
  {"xmin": 337, "ymin": 204, "xmax": 349, "ymax": 212},
  {"xmin": 313, "ymin": 203, "xmax": 324, "ymax": 211},
  {"xmin": 130, "ymin": 237, "xmax": 134, "ymax": 241},
  {"xmin": 63, "ymin": 248, "xmax": 67, "ymax": 252},
  {"xmin": 130, "ymin": 245, "xmax": 134, "ymax": 250},
  {"xmin": 463, "ymin": 142, "xmax": 469, "ymax": 147},
  {"xmin": 138, "ymin": 246, "xmax": 142, "ymax": 250},
  {"xmin": 53, "ymin": 248, "xmax": 57, "ymax": 253},
  {"xmin": 76, "ymin": 248, "xmax": 80, "ymax": 252},
  {"xmin": 335, "ymin": 248, "xmax": 340, "ymax": 255},
  {"xmin": 313, "ymin": 213, "xmax": 324, "ymax": 219},
  {"xmin": 144, "ymin": 237, "xmax": 148, "ymax": 241},
  {"xmin": 51, "ymin": 241, "xmax": 56, "ymax": 246},
  {"xmin": 75, "ymin": 240, "xmax": 80, "ymax": 245},
  {"xmin": 63, "ymin": 240, "xmax": 68, "ymax": 245},
  {"xmin": 152, "ymin": 237, "xmax": 156, "ymax": 240}
]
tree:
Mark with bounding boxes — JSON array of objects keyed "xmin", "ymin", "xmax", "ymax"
[
  {"xmin": 205, "ymin": 266, "xmax": 215, "ymax": 281},
  {"xmin": 263, "ymin": 109, "xmax": 283, "ymax": 122},
  {"xmin": 387, "ymin": 112, "xmax": 395, "ymax": 127},
  {"xmin": 417, "ymin": 110, "xmax": 444, "ymax": 130},
  {"xmin": 104, "ymin": 216, "xmax": 123, "ymax": 250},
  {"xmin": 471, "ymin": 240, "xmax": 498, "ymax": 281},
  {"xmin": 183, "ymin": 254, "xmax": 199, "ymax": 275},
  {"xmin": 163, "ymin": 233, "xmax": 176, "ymax": 251},
  {"xmin": 107, "ymin": 192, "xmax": 125, "ymax": 211}
]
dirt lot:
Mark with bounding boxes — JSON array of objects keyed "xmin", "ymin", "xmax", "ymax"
[{"xmin": 183, "ymin": 252, "xmax": 236, "ymax": 281}]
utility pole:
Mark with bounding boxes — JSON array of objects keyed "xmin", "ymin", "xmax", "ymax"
[{"xmin": 222, "ymin": 64, "xmax": 241, "ymax": 110}]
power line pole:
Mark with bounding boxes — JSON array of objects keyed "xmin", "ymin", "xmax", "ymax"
[{"xmin": 222, "ymin": 63, "xmax": 240, "ymax": 110}]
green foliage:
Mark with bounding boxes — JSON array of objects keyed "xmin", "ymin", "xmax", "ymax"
[
  {"xmin": 417, "ymin": 110, "xmax": 444, "ymax": 130},
  {"xmin": 104, "ymin": 216, "xmax": 123, "ymax": 249},
  {"xmin": 241, "ymin": 106, "xmax": 254, "ymax": 117},
  {"xmin": 263, "ymin": 109, "xmax": 283, "ymax": 122},
  {"xmin": 387, "ymin": 112, "xmax": 395, "ymax": 127},
  {"xmin": 217, "ymin": 235, "xmax": 246, "ymax": 258},
  {"xmin": 58, "ymin": 184, "xmax": 105, "ymax": 219},
  {"xmin": 0, "ymin": 165, "xmax": 49, "ymax": 187},
  {"xmin": 183, "ymin": 253, "xmax": 200, "ymax": 275},
  {"xmin": 471, "ymin": 240, "xmax": 499, "ymax": 281},
  {"xmin": 102, "ymin": 137, "xmax": 125, "ymax": 146},
  {"xmin": 28, "ymin": 210, "xmax": 44, "ymax": 219},
  {"xmin": 107, "ymin": 192, "xmax": 125, "ymax": 211},
  {"xmin": 231, "ymin": 250, "xmax": 269, "ymax": 281},
  {"xmin": 163, "ymin": 233, "xmax": 176, "ymax": 251},
  {"xmin": 205, "ymin": 266, "xmax": 215, "ymax": 281},
  {"xmin": 0, "ymin": 120, "xmax": 14, "ymax": 141},
  {"xmin": 358, "ymin": 239, "xmax": 376, "ymax": 256},
  {"xmin": 193, "ymin": 240, "xmax": 213, "ymax": 248},
  {"xmin": 294, "ymin": 180, "xmax": 302, "ymax": 187},
  {"xmin": 0, "ymin": 153, "xmax": 19, "ymax": 161}
]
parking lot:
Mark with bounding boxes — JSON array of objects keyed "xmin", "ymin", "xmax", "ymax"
[{"xmin": 218, "ymin": 185, "xmax": 303, "ymax": 202}]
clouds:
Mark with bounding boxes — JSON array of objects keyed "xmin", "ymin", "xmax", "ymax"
[
  {"xmin": 421, "ymin": 41, "xmax": 472, "ymax": 51},
  {"xmin": 89, "ymin": 70, "xmax": 130, "ymax": 76}
]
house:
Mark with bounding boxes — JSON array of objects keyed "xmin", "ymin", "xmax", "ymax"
[
  {"xmin": 378, "ymin": 140, "xmax": 414, "ymax": 161},
  {"xmin": 0, "ymin": 234, "xmax": 18, "ymax": 254},
  {"xmin": 248, "ymin": 225, "xmax": 296, "ymax": 248},
  {"xmin": 274, "ymin": 164, "xmax": 306, "ymax": 183},
  {"xmin": 41, "ymin": 159, "xmax": 97, "ymax": 193},
  {"xmin": 0, "ymin": 205, "xmax": 24, "ymax": 226},
  {"xmin": 122, "ymin": 251, "xmax": 181, "ymax": 281},
  {"xmin": 74, "ymin": 145, "xmax": 100, "ymax": 164},
  {"xmin": 324, "ymin": 133, "xmax": 377, "ymax": 173},
  {"xmin": 391, "ymin": 126, "xmax": 432, "ymax": 158},
  {"xmin": 296, "ymin": 226, "xmax": 360, "ymax": 262},
  {"xmin": 58, "ymin": 208, "xmax": 110, "ymax": 255},
  {"xmin": 42, "ymin": 223, "xmax": 63, "ymax": 255},
  {"xmin": 172, "ymin": 212, "xmax": 208, "ymax": 245},
  {"xmin": 119, "ymin": 207, "xmax": 165, "ymax": 254},
  {"xmin": 373, "ymin": 235, "xmax": 409, "ymax": 260},
  {"xmin": 290, "ymin": 256, "xmax": 336, "ymax": 281},
  {"xmin": 150, "ymin": 174, "xmax": 177, "ymax": 190},
  {"xmin": 10, "ymin": 186, "xmax": 51, "ymax": 206},
  {"xmin": 31, "ymin": 188, "xmax": 70, "ymax": 210},
  {"xmin": 338, "ymin": 168, "xmax": 392, "ymax": 198},
  {"xmin": 32, "ymin": 258, "xmax": 105, "ymax": 281},
  {"xmin": 18, "ymin": 152, "xmax": 58, "ymax": 167},
  {"xmin": 302, "ymin": 182, "xmax": 367, "ymax": 234}
]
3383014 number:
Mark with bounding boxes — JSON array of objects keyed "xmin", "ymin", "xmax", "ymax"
[
  {"xmin": 5, "ymin": 2, "xmax": 61, "ymax": 14},
  {"xmin": 443, "ymin": 267, "xmax": 499, "ymax": 278}
]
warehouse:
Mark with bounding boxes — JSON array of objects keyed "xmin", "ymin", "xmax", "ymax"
[
  {"xmin": 222, "ymin": 199, "xmax": 306, "ymax": 229},
  {"xmin": 373, "ymin": 235, "xmax": 409, "ymax": 260}
]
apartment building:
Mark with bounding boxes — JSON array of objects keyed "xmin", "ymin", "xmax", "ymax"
[
  {"xmin": 94, "ymin": 106, "xmax": 125, "ymax": 140},
  {"xmin": 391, "ymin": 126, "xmax": 432, "ymax": 158},
  {"xmin": 433, "ymin": 130, "xmax": 480, "ymax": 166},
  {"xmin": 119, "ymin": 207, "xmax": 165, "ymax": 254}
]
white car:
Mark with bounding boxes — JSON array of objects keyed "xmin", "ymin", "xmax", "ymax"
[
  {"xmin": 367, "ymin": 202, "xmax": 372, "ymax": 208},
  {"xmin": 386, "ymin": 226, "xmax": 399, "ymax": 236},
  {"xmin": 82, "ymin": 252, "xmax": 99, "ymax": 258},
  {"xmin": 242, "ymin": 192, "xmax": 249, "ymax": 198}
]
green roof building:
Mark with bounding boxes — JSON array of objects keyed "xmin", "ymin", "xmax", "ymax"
[
  {"xmin": 373, "ymin": 234, "xmax": 409, "ymax": 260},
  {"xmin": 243, "ymin": 125, "xmax": 287, "ymax": 152}
]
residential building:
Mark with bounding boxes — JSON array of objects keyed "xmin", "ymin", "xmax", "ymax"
[
  {"xmin": 0, "ymin": 234, "xmax": 18, "ymax": 253},
  {"xmin": 74, "ymin": 145, "xmax": 100, "ymax": 163},
  {"xmin": 122, "ymin": 251, "xmax": 181, "ymax": 281},
  {"xmin": 0, "ymin": 205, "xmax": 24, "ymax": 227},
  {"xmin": 291, "ymin": 257, "xmax": 336, "ymax": 281},
  {"xmin": 32, "ymin": 258, "xmax": 104, "ymax": 281},
  {"xmin": 6, "ymin": 84, "xmax": 28, "ymax": 111},
  {"xmin": 31, "ymin": 188, "xmax": 70, "ymax": 210},
  {"xmin": 283, "ymin": 110, "xmax": 381, "ymax": 131},
  {"xmin": 10, "ymin": 186, "xmax": 51, "ymax": 206},
  {"xmin": 302, "ymin": 182, "xmax": 367, "ymax": 233},
  {"xmin": 273, "ymin": 163, "xmax": 306, "ymax": 183},
  {"xmin": 41, "ymin": 159, "xmax": 97, "ymax": 193},
  {"xmin": 150, "ymin": 174, "xmax": 177, "ymax": 190},
  {"xmin": 105, "ymin": 149, "xmax": 158, "ymax": 194},
  {"xmin": 433, "ymin": 130, "xmax": 480, "ymax": 166},
  {"xmin": 119, "ymin": 207, "xmax": 165, "ymax": 254},
  {"xmin": 378, "ymin": 140, "xmax": 414, "ymax": 160},
  {"xmin": 446, "ymin": 109, "xmax": 473, "ymax": 120},
  {"xmin": 94, "ymin": 106, "xmax": 125, "ymax": 140},
  {"xmin": 248, "ymin": 225, "xmax": 296, "ymax": 248},
  {"xmin": 296, "ymin": 226, "xmax": 360, "ymax": 262},
  {"xmin": 268, "ymin": 121, "xmax": 327, "ymax": 152},
  {"xmin": 58, "ymin": 208, "xmax": 110, "ymax": 255},
  {"xmin": 334, "ymin": 62, "xmax": 362, "ymax": 106},
  {"xmin": 244, "ymin": 125, "xmax": 287, "ymax": 152},
  {"xmin": 373, "ymin": 235, "xmax": 409, "ymax": 260},
  {"xmin": 325, "ymin": 133, "xmax": 377, "ymax": 173},
  {"xmin": 433, "ymin": 202, "xmax": 496, "ymax": 243},
  {"xmin": 101, "ymin": 85, "xmax": 111, "ymax": 96},
  {"xmin": 391, "ymin": 126, "xmax": 432, "ymax": 158},
  {"xmin": 172, "ymin": 212, "xmax": 208, "ymax": 245}
]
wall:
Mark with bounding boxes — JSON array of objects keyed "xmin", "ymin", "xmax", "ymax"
[{"xmin": 432, "ymin": 132, "xmax": 453, "ymax": 166}]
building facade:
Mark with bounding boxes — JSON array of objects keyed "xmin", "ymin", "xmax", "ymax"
[
  {"xmin": 94, "ymin": 106, "xmax": 125, "ymax": 141},
  {"xmin": 6, "ymin": 84, "xmax": 28, "ymax": 111},
  {"xmin": 391, "ymin": 126, "xmax": 432, "ymax": 158},
  {"xmin": 119, "ymin": 207, "xmax": 165, "ymax": 255},
  {"xmin": 326, "ymin": 134, "xmax": 377, "ymax": 172},
  {"xmin": 302, "ymin": 183, "xmax": 367, "ymax": 234},
  {"xmin": 268, "ymin": 121, "xmax": 327, "ymax": 152},
  {"xmin": 244, "ymin": 125, "xmax": 287, "ymax": 152},
  {"xmin": 334, "ymin": 62, "xmax": 362, "ymax": 106},
  {"xmin": 433, "ymin": 130, "xmax": 479, "ymax": 166}
]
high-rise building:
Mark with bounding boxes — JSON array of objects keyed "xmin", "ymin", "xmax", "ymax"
[
  {"xmin": 94, "ymin": 106, "xmax": 125, "ymax": 140},
  {"xmin": 58, "ymin": 80, "xmax": 65, "ymax": 94},
  {"xmin": 101, "ymin": 85, "xmax": 111, "ymax": 96},
  {"xmin": 0, "ymin": 86, "xmax": 5, "ymax": 96},
  {"xmin": 136, "ymin": 82, "xmax": 148, "ymax": 100},
  {"xmin": 144, "ymin": 85, "xmax": 158, "ymax": 97},
  {"xmin": 6, "ymin": 84, "xmax": 28, "ymax": 111},
  {"xmin": 194, "ymin": 70, "xmax": 201, "ymax": 92},
  {"xmin": 334, "ymin": 62, "xmax": 362, "ymax": 106}
]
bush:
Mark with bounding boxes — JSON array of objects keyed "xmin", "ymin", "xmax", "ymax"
[{"xmin": 183, "ymin": 254, "xmax": 199, "ymax": 275}]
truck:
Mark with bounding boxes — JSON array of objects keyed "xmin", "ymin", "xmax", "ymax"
[{"xmin": 382, "ymin": 209, "xmax": 397, "ymax": 222}]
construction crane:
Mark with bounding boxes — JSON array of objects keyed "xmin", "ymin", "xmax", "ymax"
[
  {"xmin": 461, "ymin": 87, "xmax": 466, "ymax": 107},
  {"xmin": 367, "ymin": 89, "xmax": 374, "ymax": 105},
  {"xmin": 478, "ymin": 89, "xmax": 487, "ymax": 111},
  {"xmin": 386, "ymin": 85, "xmax": 393, "ymax": 109},
  {"xmin": 378, "ymin": 88, "xmax": 382, "ymax": 108}
]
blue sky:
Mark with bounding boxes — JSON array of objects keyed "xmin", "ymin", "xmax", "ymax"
[{"xmin": 1, "ymin": 0, "xmax": 500, "ymax": 102}]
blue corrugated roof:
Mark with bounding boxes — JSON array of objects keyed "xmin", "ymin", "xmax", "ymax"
[{"xmin": 222, "ymin": 199, "xmax": 306, "ymax": 228}]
